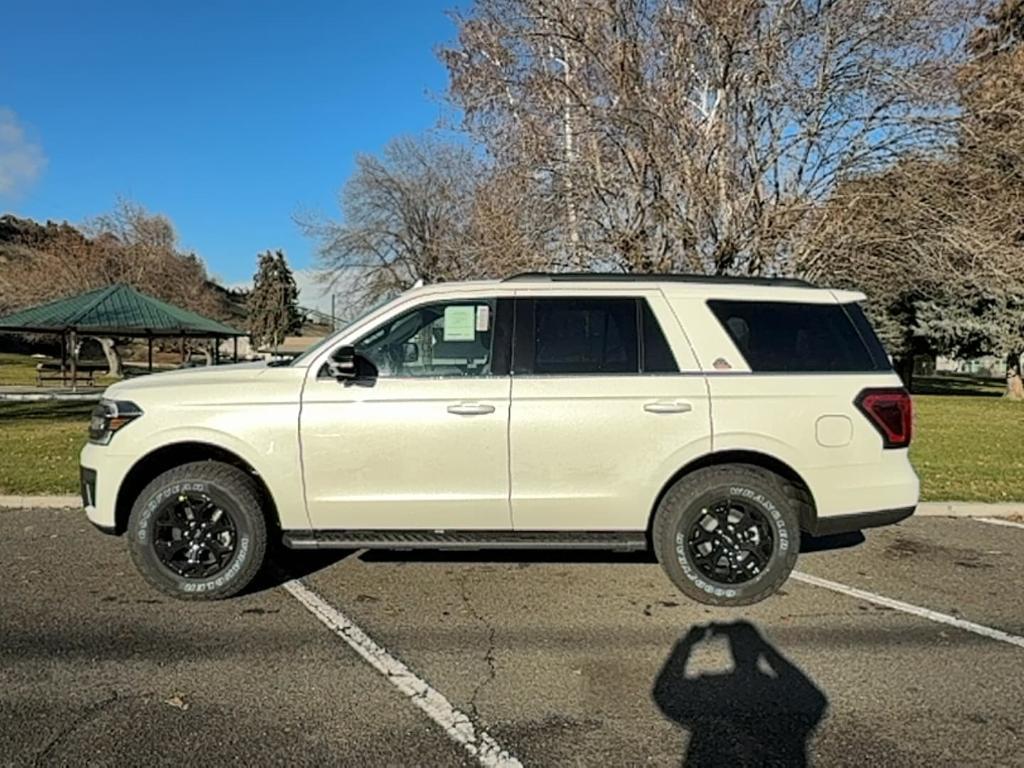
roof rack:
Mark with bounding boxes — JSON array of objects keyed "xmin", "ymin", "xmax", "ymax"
[{"xmin": 502, "ymin": 272, "xmax": 815, "ymax": 288}]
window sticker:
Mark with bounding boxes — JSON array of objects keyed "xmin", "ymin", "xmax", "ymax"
[
  {"xmin": 475, "ymin": 304, "xmax": 490, "ymax": 332},
  {"xmin": 443, "ymin": 305, "xmax": 476, "ymax": 341}
]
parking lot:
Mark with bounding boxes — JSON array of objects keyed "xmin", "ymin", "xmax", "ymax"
[{"xmin": 1, "ymin": 508, "xmax": 1022, "ymax": 767}]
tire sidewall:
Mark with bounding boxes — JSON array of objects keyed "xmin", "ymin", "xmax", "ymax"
[
  {"xmin": 130, "ymin": 476, "xmax": 259, "ymax": 597},
  {"xmin": 659, "ymin": 473, "xmax": 798, "ymax": 604}
]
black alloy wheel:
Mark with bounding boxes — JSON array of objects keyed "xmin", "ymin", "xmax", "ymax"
[
  {"xmin": 152, "ymin": 491, "xmax": 238, "ymax": 579},
  {"xmin": 685, "ymin": 498, "xmax": 775, "ymax": 585}
]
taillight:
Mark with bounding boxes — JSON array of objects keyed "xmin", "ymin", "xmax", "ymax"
[{"xmin": 855, "ymin": 388, "xmax": 912, "ymax": 449}]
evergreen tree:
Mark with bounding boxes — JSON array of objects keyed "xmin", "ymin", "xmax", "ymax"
[{"xmin": 248, "ymin": 250, "xmax": 302, "ymax": 351}]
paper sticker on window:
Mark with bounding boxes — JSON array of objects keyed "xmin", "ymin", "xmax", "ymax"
[
  {"xmin": 475, "ymin": 305, "xmax": 490, "ymax": 332},
  {"xmin": 443, "ymin": 306, "xmax": 476, "ymax": 341}
]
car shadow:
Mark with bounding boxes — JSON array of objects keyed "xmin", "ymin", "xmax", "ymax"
[
  {"xmin": 242, "ymin": 529, "xmax": 865, "ymax": 592},
  {"xmin": 653, "ymin": 620, "xmax": 828, "ymax": 767}
]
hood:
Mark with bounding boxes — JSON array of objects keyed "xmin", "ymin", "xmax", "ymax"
[{"xmin": 102, "ymin": 360, "xmax": 290, "ymax": 400}]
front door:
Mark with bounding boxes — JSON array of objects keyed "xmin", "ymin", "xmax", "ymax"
[{"xmin": 300, "ymin": 298, "xmax": 513, "ymax": 530}]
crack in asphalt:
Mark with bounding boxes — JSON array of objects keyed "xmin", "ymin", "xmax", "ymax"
[
  {"xmin": 458, "ymin": 569, "xmax": 498, "ymax": 725},
  {"xmin": 32, "ymin": 691, "xmax": 143, "ymax": 767}
]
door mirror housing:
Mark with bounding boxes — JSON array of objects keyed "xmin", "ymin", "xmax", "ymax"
[
  {"xmin": 402, "ymin": 341, "xmax": 419, "ymax": 364},
  {"xmin": 327, "ymin": 346, "xmax": 376, "ymax": 381}
]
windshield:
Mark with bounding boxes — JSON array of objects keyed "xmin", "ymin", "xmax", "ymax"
[{"xmin": 289, "ymin": 294, "xmax": 398, "ymax": 366}]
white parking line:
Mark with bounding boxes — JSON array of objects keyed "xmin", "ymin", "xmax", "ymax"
[
  {"xmin": 977, "ymin": 517, "xmax": 1024, "ymax": 531},
  {"xmin": 792, "ymin": 572, "xmax": 1024, "ymax": 650},
  {"xmin": 283, "ymin": 579, "xmax": 523, "ymax": 768}
]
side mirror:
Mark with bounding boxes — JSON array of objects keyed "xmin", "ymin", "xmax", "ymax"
[
  {"xmin": 327, "ymin": 346, "xmax": 377, "ymax": 382},
  {"xmin": 328, "ymin": 346, "xmax": 358, "ymax": 379},
  {"xmin": 402, "ymin": 341, "xmax": 419, "ymax": 363}
]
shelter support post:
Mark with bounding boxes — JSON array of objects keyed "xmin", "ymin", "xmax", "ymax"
[
  {"xmin": 148, "ymin": 337, "xmax": 154, "ymax": 373},
  {"xmin": 69, "ymin": 329, "xmax": 78, "ymax": 392},
  {"xmin": 233, "ymin": 337, "xmax": 238, "ymax": 363}
]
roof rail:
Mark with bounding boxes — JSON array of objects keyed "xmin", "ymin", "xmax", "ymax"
[{"xmin": 502, "ymin": 271, "xmax": 815, "ymax": 288}]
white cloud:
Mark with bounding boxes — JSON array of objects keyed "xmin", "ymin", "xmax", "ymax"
[{"xmin": 0, "ymin": 108, "xmax": 46, "ymax": 198}]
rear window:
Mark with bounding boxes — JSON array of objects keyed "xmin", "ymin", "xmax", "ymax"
[{"xmin": 707, "ymin": 300, "xmax": 890, "ymax": 373}]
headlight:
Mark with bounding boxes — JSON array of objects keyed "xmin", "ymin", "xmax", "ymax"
[{"xmin": 88, "ymin": 399, "xmax": 143, "ymax": 444}]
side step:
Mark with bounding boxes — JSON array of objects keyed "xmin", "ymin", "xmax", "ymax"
[{"xmin": 282, "ymin": 529, "xmax": 649, "ymax": 552}]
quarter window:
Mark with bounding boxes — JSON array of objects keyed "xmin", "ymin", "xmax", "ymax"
[{"xmin": 707, "ymin": 300, "xmax": 887, "ymax": 373}]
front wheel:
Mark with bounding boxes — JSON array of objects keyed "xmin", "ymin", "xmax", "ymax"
[
  {"xmin": 127, "ymin": 461, "xmax": 268, "ymax": 600},
  {"xmin": 653, "ymin": 465, "xmax": 801, "ymax": 606}
]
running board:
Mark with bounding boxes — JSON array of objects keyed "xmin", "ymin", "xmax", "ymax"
[{"xmin": 281, "ymin": 529, "xmax": 648, "ymax": 551}]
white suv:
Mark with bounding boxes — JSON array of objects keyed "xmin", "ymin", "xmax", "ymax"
[{"xmin": 80, "ymin": 273, "xmax": 918, "ymax": 605}]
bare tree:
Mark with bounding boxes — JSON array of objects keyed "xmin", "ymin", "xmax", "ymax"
[
  {"xmin": 302, "ymin": 135, "xmax": 548, "ymax": 310},
  {"xmin": 442, "ymin": 0, "xmax": 981, "ymax": 274}
]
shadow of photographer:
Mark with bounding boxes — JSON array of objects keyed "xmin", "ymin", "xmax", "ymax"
[{"xmin": 653, "ymin": 621, "xmax": 827, "ymax": 767}]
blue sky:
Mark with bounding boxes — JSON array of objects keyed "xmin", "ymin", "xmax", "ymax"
[{"xmin": 0, "ymin": 0, "xmax": 461, "ymax": 298}]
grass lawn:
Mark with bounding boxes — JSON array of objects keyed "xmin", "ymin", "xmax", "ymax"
[
  {"xmin": 0, "ymin": 352, "xmax": 119, "ymax": 387},
  {"xmin": 0, "ymin": 373, "xmax": 1020, "ymax": 501},
  {"xmin": 0, "ymin": 401, "xmax": 93, "ymax": 495}
]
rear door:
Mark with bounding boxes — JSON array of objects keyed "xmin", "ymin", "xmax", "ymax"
[{"xmin": 508, "ymin": 292, "xmax": 711, "ymax": 531}]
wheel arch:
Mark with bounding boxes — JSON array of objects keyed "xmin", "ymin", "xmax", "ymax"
[
  {"xmin": 648, "ymin": 450, "xmax": 817, "ymax": 539},
  {"xmin": 113, "ymin": 442, "xmax": 280, "ymax": 535}
]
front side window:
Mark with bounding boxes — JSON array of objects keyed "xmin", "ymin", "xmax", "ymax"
[{"xmin": 353, "ymin": 299, "xmax": 501, "ymax": 378}]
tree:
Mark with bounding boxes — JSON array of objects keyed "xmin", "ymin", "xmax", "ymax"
[
  {"xmin": 799, "ymin": 2, "xmax": 1024, "ymax": 397},
  {"xmin": 248, "ymin": 250, "xmax": 302, "ymax": 351},
  {"xmin": 302, "ymin": 135, "xmax": 548, "ymax": 310},
  {"xmin": 441, "ymin": 0, "xmax": 978, "ymax": 275}
]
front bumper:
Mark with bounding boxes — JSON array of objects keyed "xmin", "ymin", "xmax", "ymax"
[{"xmin": 79, "ymin": 442, "xmax": 133, "ymax": 535}]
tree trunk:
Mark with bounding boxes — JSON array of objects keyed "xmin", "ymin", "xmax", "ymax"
[
  {"xmin": 201, "ymin": 343, "xmax": 213, "ymax": 367},
  {"xmin": 1007, "ymin": 351, "xmax": 1024, "ymax": 401},
  {"xmin": 895, "ymin": 355, "xmax": 914, "ymax": 391},
  {"xmin": 94, "ymin": 336, "xmax": 123, "ymax": 378}
]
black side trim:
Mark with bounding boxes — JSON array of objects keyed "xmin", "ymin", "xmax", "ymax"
[
  {"xmin": 810, "ymin": 506, "xmax": 915, "ymax": 537},
  {"xmin": 282, "ymin": 529, "xmax": 648, "ymax": 551}
]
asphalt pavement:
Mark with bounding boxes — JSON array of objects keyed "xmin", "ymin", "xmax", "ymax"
[{"xmin": 1, "ymin": 508, "xmax": 1022, "ymax": 767}]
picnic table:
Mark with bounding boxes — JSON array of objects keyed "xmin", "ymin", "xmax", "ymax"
[{"xmin": 35, "ymin": 361, "xmax": 106, "ymax": 387}]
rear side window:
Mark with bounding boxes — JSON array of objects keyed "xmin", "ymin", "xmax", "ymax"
[
  {"xmin": 514, "ymin": 297, "xmax": 680, "ymax": 375},
  {"xmin": 707, "ymin": 300, "xmax": 888, "ymax": 373},
  {"xmin": 532, "ymin": 298, "xmax": 638, "ymax": 374}
]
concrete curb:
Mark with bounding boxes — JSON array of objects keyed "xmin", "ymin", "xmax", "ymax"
[
  {"xmin": 0, "ymin": 495, "xmax": 81, "ymax": 509},
  {"xmin": 0, "ymin": 496, "xmax": 1021, "ymax": 519},
  {"xmin": 915, "ymin": 501, "xmax": 1023, "ymax": 518}
]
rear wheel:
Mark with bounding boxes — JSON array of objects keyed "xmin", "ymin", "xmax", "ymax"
[
  {"xmin": 653, "ymin": 465, "xmax": 801, "ymax": 606},
  {"xmin": 127, "ymin": 461, "xmax": 268, "ymax": 600}
]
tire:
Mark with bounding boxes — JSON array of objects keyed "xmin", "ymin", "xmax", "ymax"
[
  {"xmin": 127, "ymin": 461, "xmax": 268, "ymax": 600},
  {"xmin": 653, "ymin": 464, "xmax": 801, "ymax": 607}
]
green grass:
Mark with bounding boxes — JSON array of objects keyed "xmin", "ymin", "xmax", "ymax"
[
  {"xmin": 0, "ymin": 352, "xmax": 119, "ymax": 387},
  {"xmin": 0, "ymin": 401, "xmax": 93, "ymax": 494},
  {"xmin": 0, "ymin": 353, "xmax": 45, "ymax": 386},
  {"xmin": 0, "ymin": 382, "xmax": 1021, "ymax": 501},
  {"xmin": 911, "ymin": 395, "xmax": 1023, "ymax": 502}
]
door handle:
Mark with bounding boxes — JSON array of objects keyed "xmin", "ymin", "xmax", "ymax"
[
  {"xmin": 447, "ymin": 402, "xmax": 496, "ymax": 416},
  {"xmin": 643, "ymin": 400, "xmax": 692, "ymax": 414}
]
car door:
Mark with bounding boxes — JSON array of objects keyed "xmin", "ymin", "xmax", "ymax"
[
  {"xmin": 509, "ymin": 292, "xmax": 712, "ymax": 531},
  {"xmin": 300, "ymin": 297, "xmax": 513, "ymax": 531}
]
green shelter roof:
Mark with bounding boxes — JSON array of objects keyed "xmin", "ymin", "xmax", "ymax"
[{"xmin": 0, "ymin": 284, "xmax": 244, "ymax": 337}]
